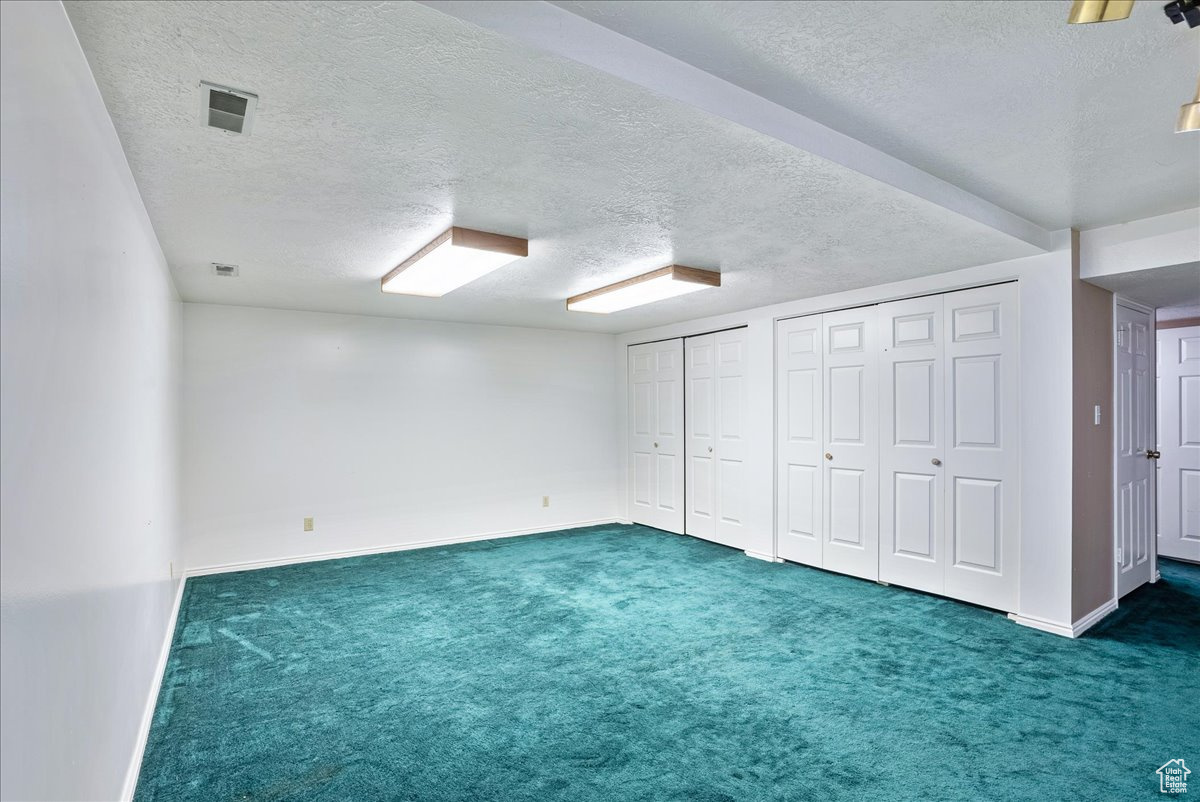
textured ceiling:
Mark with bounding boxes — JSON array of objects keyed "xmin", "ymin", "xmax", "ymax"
[
  {"xmin": 556, "ymin": 0, "xmax": 1200, "ymax": 231},
  {"xmin": 62, "ymin": 1, "xmax": 1164, "ymax": 333},
  {"xmin": 1085, "ymin": 262, "xmax": 1200, "ymax": 308}
]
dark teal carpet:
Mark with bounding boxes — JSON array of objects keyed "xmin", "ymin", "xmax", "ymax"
[{"xmin": 135, "ymin": 524, "xmax": 1199, "ymax": 801}]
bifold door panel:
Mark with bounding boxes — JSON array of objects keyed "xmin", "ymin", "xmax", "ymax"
[
  {"xmin": 777, "ymin": 315, "xmax": 824, "ymax": 566},
  {"xmin": 941, "ymin": 284, "xmax": 1019, "ymax": 611},
  {"xmin": 821, "ymin": 307, "xmax": 880, "ymax": 581},
  {"xmin": 775, "ymin": 282, "xmax": 1020, "ymax": 612},
  {"xmin": 879, "ymin": 294, "xmax": 946, "ymax": 595},
  {"xmin": 685, "ymin": 329, "xmax": 750, "ymax": 549},
  {"xmin": 628, "ymin": 339, "xmax": 684, "ymax": 534}
]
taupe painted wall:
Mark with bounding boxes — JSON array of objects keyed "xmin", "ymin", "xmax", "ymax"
[{"xmin": 1071, "ymin": 230, "xmax": 1116, "ymax": 620}]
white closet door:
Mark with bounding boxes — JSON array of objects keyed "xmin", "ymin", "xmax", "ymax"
[
  {"xmin": 686, "ymin": 328, "xmax": 749, "ymax": 549},
  {"xmin": 777, "ymin": 315, "xmax": 824, "ymax": 566},
  {"xmin": 822, "ymin": 307, "xmax": 879, "ymax": 580},
  {"xmin": 1157, "ymin": 325, "xmax": 1200, "ymax": 562},
  {"xmin": 878, "ymin": 295, "xmax": 946, "ymax": 594},
  {"xmin": 713, "ymin": 328, "xmax": 750, "ymax": 548},
  {"xmin": 628, "ymin": 339, "xmax": 685, "ymax": 534},
  {"xmin": 685, "ymin": 334, "xmax": 717, "ymax": 541},
  {"xmin": 943, "ymin": 284, "xmax": 1019, "ymax": 610}
]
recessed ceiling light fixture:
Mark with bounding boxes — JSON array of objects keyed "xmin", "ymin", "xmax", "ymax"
[
  {"xmin": 1067, "ymin": 0, "xmax": 1134, "ymax": 22},
  {"xmin": 566, "ymin": 265, "xmax": 721, "ymax": 314},
  {"xmin": 1178, "ymin": 78, "xmax": 1200, "ymax": 132},
  {"xmin": 380, "ymin": 227, "xmax": 528, "ymax": 297}
]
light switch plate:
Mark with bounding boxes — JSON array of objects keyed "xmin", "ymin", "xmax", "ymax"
[{"xmin": 304, "ymin": 517, "xmax": 314, "ymax": 532}]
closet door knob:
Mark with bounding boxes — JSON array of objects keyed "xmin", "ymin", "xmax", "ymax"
[
  {"xmin": 653, "ymin": 442, "xmax": 659, "ymax": 449},
  {"xmin": 825, "ymin": 452, "xmax": 833, "ymax": 461},
  {"xmin": 1146, "ymin": 450, "xmax": 1161, "ymax": 459},
  {"xmin": 931, "ymin": 458, "xmax": 942, "ymax": 466},
  {"xmin": 707, "ymin": 446, "xmax": 713, "ymax": 453}
]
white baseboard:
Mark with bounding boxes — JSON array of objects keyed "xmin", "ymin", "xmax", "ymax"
[
  {"xmin": 184, "ymin": 518, "xmax": 623, "ymax": 578},
  {"xmin": 1069, "ymin": 598, "xmax": 1119, "ymax": 637},
  {"xmin": 744, "ymin": 550, "xmax": 783, "ymax": 563},
  {"xmin": 122, "ymin": 575, "xmax": 187, "ymax": 801},
  {"xmin": 1008, "ymin": 597, "xmax": 1118, "ymax": 639},
  {"xmin": 1008, "ymin": 612, "xmax": 1074, "ymax": 637}
]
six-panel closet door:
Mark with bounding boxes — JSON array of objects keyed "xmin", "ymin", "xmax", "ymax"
[
  {"xmin": 777, "ymin": 315, "xmax": 824, "ymax": 566},
  {"xmin": 821, "ymin": 307, "xmax": 879, "ymax": 581},
  {"xmin": 774, "ymin": 283, "xmax": 1019, "ymax": 611},
  {"xmin": 628, "ymin": 339, "xmax": 685, "ymax": 534},
  {"xmin": 685, "ymin": 328, "xmax": 749, "ymax": 549},
  {"xmin": 942, "ymin": 284, "xmax": 1019, "ymax": 610},
  {"xmin": 878, "ymin": 294, "xmax": 946, "ymax": 594}
]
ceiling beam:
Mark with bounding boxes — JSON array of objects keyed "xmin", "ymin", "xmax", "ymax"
[{"xmin": 418, "ymin": 0, "xmax": 1055, "ymax": 251}]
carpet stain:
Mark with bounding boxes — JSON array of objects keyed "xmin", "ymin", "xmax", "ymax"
[{"xmin": 134, "ymin": 524, "xmax": 1200, "ymax": 801}]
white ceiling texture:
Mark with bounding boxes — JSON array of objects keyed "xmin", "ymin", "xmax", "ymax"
[{"xmin": 65, "ymin": 1, "xmax": 1199, "ymax": 333}]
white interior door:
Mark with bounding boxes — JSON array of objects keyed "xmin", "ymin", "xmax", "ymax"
[
  {"xmin": 629, "ymin": 339, "xmax": 685, "ymax": 534},
  {"xmin": 713, "ymin": 328, "xmax": 749, "ymax": 548},
  {"xmin": 685, "ymin": 334, "xmax": 717, "ymax": 542},
  {"xmin": 878, "ymin": 294, "xmax": 946, "ymax": 594},
  {"xmin": 1115, "ymin": 302, "xmax": 1156, "ymax": 596},
  {"xmin": 1157, "ymin": 324, "xmax": 1200, "ymax": 562},
  {"xmin": 943, "ymin": 283, "xmax": 1019, "ymax": 611},
  {"xmin": 686, "ymin": 329, "xmax": 750, "ymax": 549},
  {"xmin": 822, "ymin": 307, "xmax": 879, "ymax": 581},
  {"xmin": 776, "ymin": 315, "xmax": 824, "ymax": 566}
]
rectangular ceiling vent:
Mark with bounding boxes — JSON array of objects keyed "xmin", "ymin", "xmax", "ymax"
[
  {"xmin": 199, "ymin": 82, "xmax": 258, "ymax": 135},
  {"xmin": 211, "ymin": 263, "xmax": 239, "ymax": 277}
]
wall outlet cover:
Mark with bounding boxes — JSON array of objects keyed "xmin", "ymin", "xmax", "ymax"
[{"xmin": 304, "ymin": 517, "xmax": 314, "ymax": 532}]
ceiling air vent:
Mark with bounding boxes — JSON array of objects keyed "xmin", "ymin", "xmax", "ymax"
[
  {"xmin": 199, "ymin": 82, "xmax": 258, "ymax": 135},
  {"xmin": 212, "ymin": 263, "xmax": 239, "ymax": 277}
]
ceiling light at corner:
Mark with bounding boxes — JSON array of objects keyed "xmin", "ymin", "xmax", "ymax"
[
  {"xmin": 1178, "ymin": 78, "xmax": 1200, "ymax": 132},
  {"xmin": 566, "ymin": 265, "xmax": 721, "ymax": 314},
  {"xmin": 1067, "ymin": 0, "xmax": 1134, "ymax": 23},
  {"xmin": 380, "ymin": 227, "xmax": 528, "ymax": 297}
]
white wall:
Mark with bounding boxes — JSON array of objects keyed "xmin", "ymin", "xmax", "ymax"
[
  {"xmin": 614, "ymin": 247, "xmax": 1079, "ymax": 629},
  {"xmin": 1078, "ymin": 208, "xmax": 1199, "ymax": 280},
  {"xmin": 182, "ymin": 304, "xmax": 620, "ymax": 571},
  {"xmin": 0, "ymin": 3, "xmax": 182, "ymax": 800}
]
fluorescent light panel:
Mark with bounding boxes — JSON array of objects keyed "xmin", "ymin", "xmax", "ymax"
[
  {"xmin": 381, "ymin": 227, "xmax": 528, "ymax": 297},
  {"xmin": 567, "ymin": 265, "xmax": 721, "ymax": 314}
]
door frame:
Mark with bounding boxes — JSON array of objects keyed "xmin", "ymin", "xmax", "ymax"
[{"xmin": 1111, "ymin": 295, "xmax": 1159, "ymax": 599}]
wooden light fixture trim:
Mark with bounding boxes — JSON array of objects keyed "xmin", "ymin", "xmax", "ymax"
[
  {"xmin": 380, "ymin": 227, "xmax": 529, "ymax": 290},
  {"xmin": 566, "ymin": 265, "xmax": 721, "ymax": 308}
]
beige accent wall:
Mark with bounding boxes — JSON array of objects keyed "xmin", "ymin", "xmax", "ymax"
[{"xmin": 1071, "ymin": 229, "xmax": 1116, "ymax": 620}]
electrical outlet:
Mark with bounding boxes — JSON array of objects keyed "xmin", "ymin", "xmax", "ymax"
[
  {"xmin": 542, "ymin": 496, "xmax": 550, "ymax": 508},
  {"xmin": 304, "ymin": 517, "xmax": 314, "ymax": 532}
]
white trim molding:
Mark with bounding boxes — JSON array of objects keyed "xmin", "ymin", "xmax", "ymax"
[
  {"xmin": 184, "ymin": 518, "xmax": 624, "ymax": 577},
  {"xmin": 1008, "ymin": 597, "xmax": 1118, "ymax": 639},
  {"xmin": 745, "ymin": 550, "xmax": 784, "ymax": 563},
  {"xmin": 121, "ymin": 577, "xmax": 187, "ymax": 801}
]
